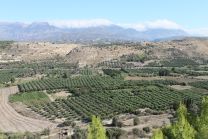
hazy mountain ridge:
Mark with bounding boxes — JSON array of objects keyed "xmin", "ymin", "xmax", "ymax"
[{"xmin": 0, "ymin": 22, "xmax": 188, "ymax": 41}]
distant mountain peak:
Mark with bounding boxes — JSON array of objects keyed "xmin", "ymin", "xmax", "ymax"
[{"xmin": 0, "ymin": 22, "xmax": 188, "ymax": 41}]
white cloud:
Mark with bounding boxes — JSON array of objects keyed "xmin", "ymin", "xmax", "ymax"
[
  {"xmin": 48, "ymin": 19, "xmax": 112, "ymax": 28},
  {"xmin": 46, "ymin": 19, "xmax": 182, "ymax": 31},
  {"xmin": 120, "ymin": 20, "xmax": 208, "ymax": 36},
  {"xmin": 145, "ymin": 19, "xmax": 182, "ymax": 30},
  {"xmin": 120, "ymin": 19, "xmax": 183, "ymax": 31},
  {"xmin": 185, "ymin": 28, "xmax": 208, "ymax": 36}
]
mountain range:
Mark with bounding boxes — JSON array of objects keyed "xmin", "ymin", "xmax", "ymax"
[{"xmin": 0, "ymin": 22, "xmax": 188, "ymax": 42}]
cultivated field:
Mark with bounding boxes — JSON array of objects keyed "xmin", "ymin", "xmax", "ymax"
[{"xmin": 0, "ymin": 86, "xmax": 55, "ymax": 132}]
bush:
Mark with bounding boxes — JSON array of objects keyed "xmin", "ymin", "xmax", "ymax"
[
  {"xmin": 41, "ymin": 128, "xmax": 50, "ymax": 136},
  {"xmin": 103, "ymin": 69, "xmax": 121, "ymax": 77},
  {"xmin": 10, "ymin": 77, "xmax": 15, "ymax": 83},
  {"xmin": 143, "ymin": 127, "xmax": 151, "ymax": 133},
  {"xmin": 71, "ymin": 127, "xmax": 87, "ymax": 139},
  {"xmin": 106, "ymin": 128, "xmax": 126, "ymax": 139},
  {"xmin": 159, "ymin": 69, "xmax": 170, "ymax": 76},
  {"xmin": 133, "ymin": 117, "xmax": 140, "ymax": 125},
  {"xmin": 132, "ymin": 128, "xmax": 145, "ymax": 138},
  {"xmin": 58, "ymin": 120, "xmax": 72, "ymax": 127},
  {"xmin": 117, "ymin": 121, "xmax": 124, "ymax": 128}
]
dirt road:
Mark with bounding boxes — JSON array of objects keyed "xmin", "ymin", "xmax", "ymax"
[{"xmin": 0, "ymin": 86, "xmax": 56, "ymax": 132}]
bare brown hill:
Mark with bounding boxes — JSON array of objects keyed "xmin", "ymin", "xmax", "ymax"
[
  {"xmin": 0, "ymin": 42, "xmax": 79, "ymax": 62},
  {"xmin": 66, "ymin": 46, "xmax": 143, "ymax": 67}
]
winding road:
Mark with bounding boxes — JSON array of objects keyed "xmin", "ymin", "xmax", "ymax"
[{"xmin": 0, "ymin": 86, "xmax": 56, "ymax": 132}]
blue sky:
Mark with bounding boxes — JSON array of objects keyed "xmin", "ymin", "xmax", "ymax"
[{"xmin": 1, "ymin": 0, "xmax": 208, "ymax": 35}]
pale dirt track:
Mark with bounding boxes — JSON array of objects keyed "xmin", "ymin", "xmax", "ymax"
[{"xmin": 0, "ymin": 86, "xmax": 56, "ymax": 132}]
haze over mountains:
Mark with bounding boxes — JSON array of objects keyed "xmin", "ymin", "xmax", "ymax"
[{"xmin": 0, "ymin": 22, "xmax": 188, "ymax": 42}]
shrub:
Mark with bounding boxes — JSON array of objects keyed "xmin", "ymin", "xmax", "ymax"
[
  {"xmin": 106, "ymin": 128, "xmax": 126, "ymax": 139},
  {"xmin": 133, "ymin": 117, "xmax": 140, "ymax": 125},
  {"xmin": 159, "ymin": 69, "xmax": 170, "ymax": 76},
  {"xmin": 143, "ymin": 127, "xmax": 151, "ymax": 134},
  {"xmin": 132, "ymin": 128, "xmax": 145, "ymax": 138}
]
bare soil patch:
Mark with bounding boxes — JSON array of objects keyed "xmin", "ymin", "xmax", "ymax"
[
  {"xmin": 125, "ymin": 76, "xmax": 164, "ymax": 81},
  {"xmin": 53, "ymin": 91, "xmax": 70, "ymax": 98},
  {"xmin": 125, "ymin": 75, "xmax": 203, "ymax": 83},
  {"xmin": 193, "ymin": 76, "xmax": 208, "ymax": 80},
  {"xmin": 121, "ymin": 114, "xmax": 171, "ymax": 133},
  {"xmin": 47, "ymin": 91, "xmax": 71, "ymax": 101},
  {"xmin": 10, "ymin": 102, "xmax": 48, "ymax": 121}
]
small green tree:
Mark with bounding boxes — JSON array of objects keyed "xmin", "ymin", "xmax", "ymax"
[
  {"xmin": 10, "ymin": 77, "xmax": 15, "ymax": 83},
  {"xmin": 151, "ymin": 129, "xmax": 164, "ymax": 139},
  {"xmin": 87, "ymin": 115, "xmax": 107, "ymax": 139}
]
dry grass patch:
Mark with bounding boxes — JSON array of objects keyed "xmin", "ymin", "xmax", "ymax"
[
  {"xmin": 47, "ymin": 91, "xmax": 71, "ymax": 101},
  {"xmin": 170, "ymin": 85, "xmax": 192, "ymax": 90},
  {"xmin": 125, "ymin": 76, "xmax": 164, "ymax": 81}
]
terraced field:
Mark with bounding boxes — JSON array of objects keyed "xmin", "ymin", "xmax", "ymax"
[{"xmin": 0, "ymin": 86, "xmax": 55, "ymax": 132}]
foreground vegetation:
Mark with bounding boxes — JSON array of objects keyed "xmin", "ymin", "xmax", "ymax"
[
  {"xmin": 152, "ymin": 97, "xmax": 208, "ymax": 139},
  {"xmin": 9, "ymin": 91, "xmax": 50, "ymax": 106}
]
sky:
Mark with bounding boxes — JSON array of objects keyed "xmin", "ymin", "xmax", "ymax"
[{"xmin": 1, "ymin": 0, "xmax": 208, "ymax": 35}]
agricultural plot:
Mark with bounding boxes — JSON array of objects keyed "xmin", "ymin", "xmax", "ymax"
[
  {"xmin": 16, "ymin": 74, "xmax": 196, "ymax": 122},
  {"xmin": 79, "ymin": 68, "xmax": 94, "ymax": 75},
  {"xmin": 18, "ymin": 76, "xmax": 122, "ymax": 92},
  {"xmin": 123, "ymin": 68, "xmax": 163, "ymax": 76},
  {"xmin": 30, "ymin": 85, "xmax": 203, "ymax": 121},
  {"xmin": 189, "ymin": 81, "xmax": 208, "ymax": 90},
  {"xmin": 0, "ymin": 69, "xmax": 35, "ymax": 84},
  {"xmin": 161, "ymin": 58, "xmax": 199, "ymax": 67},
  {"xmin": 145, "ymin": 58, "xmax": 199, "ymax": 67},
  {"xmin": 97, "ymin": 61, "xmax": 134, "ymax": 68},
  {"xmin": 18, "ymin": 75, "xmax": 182, "ymax": 92}
]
